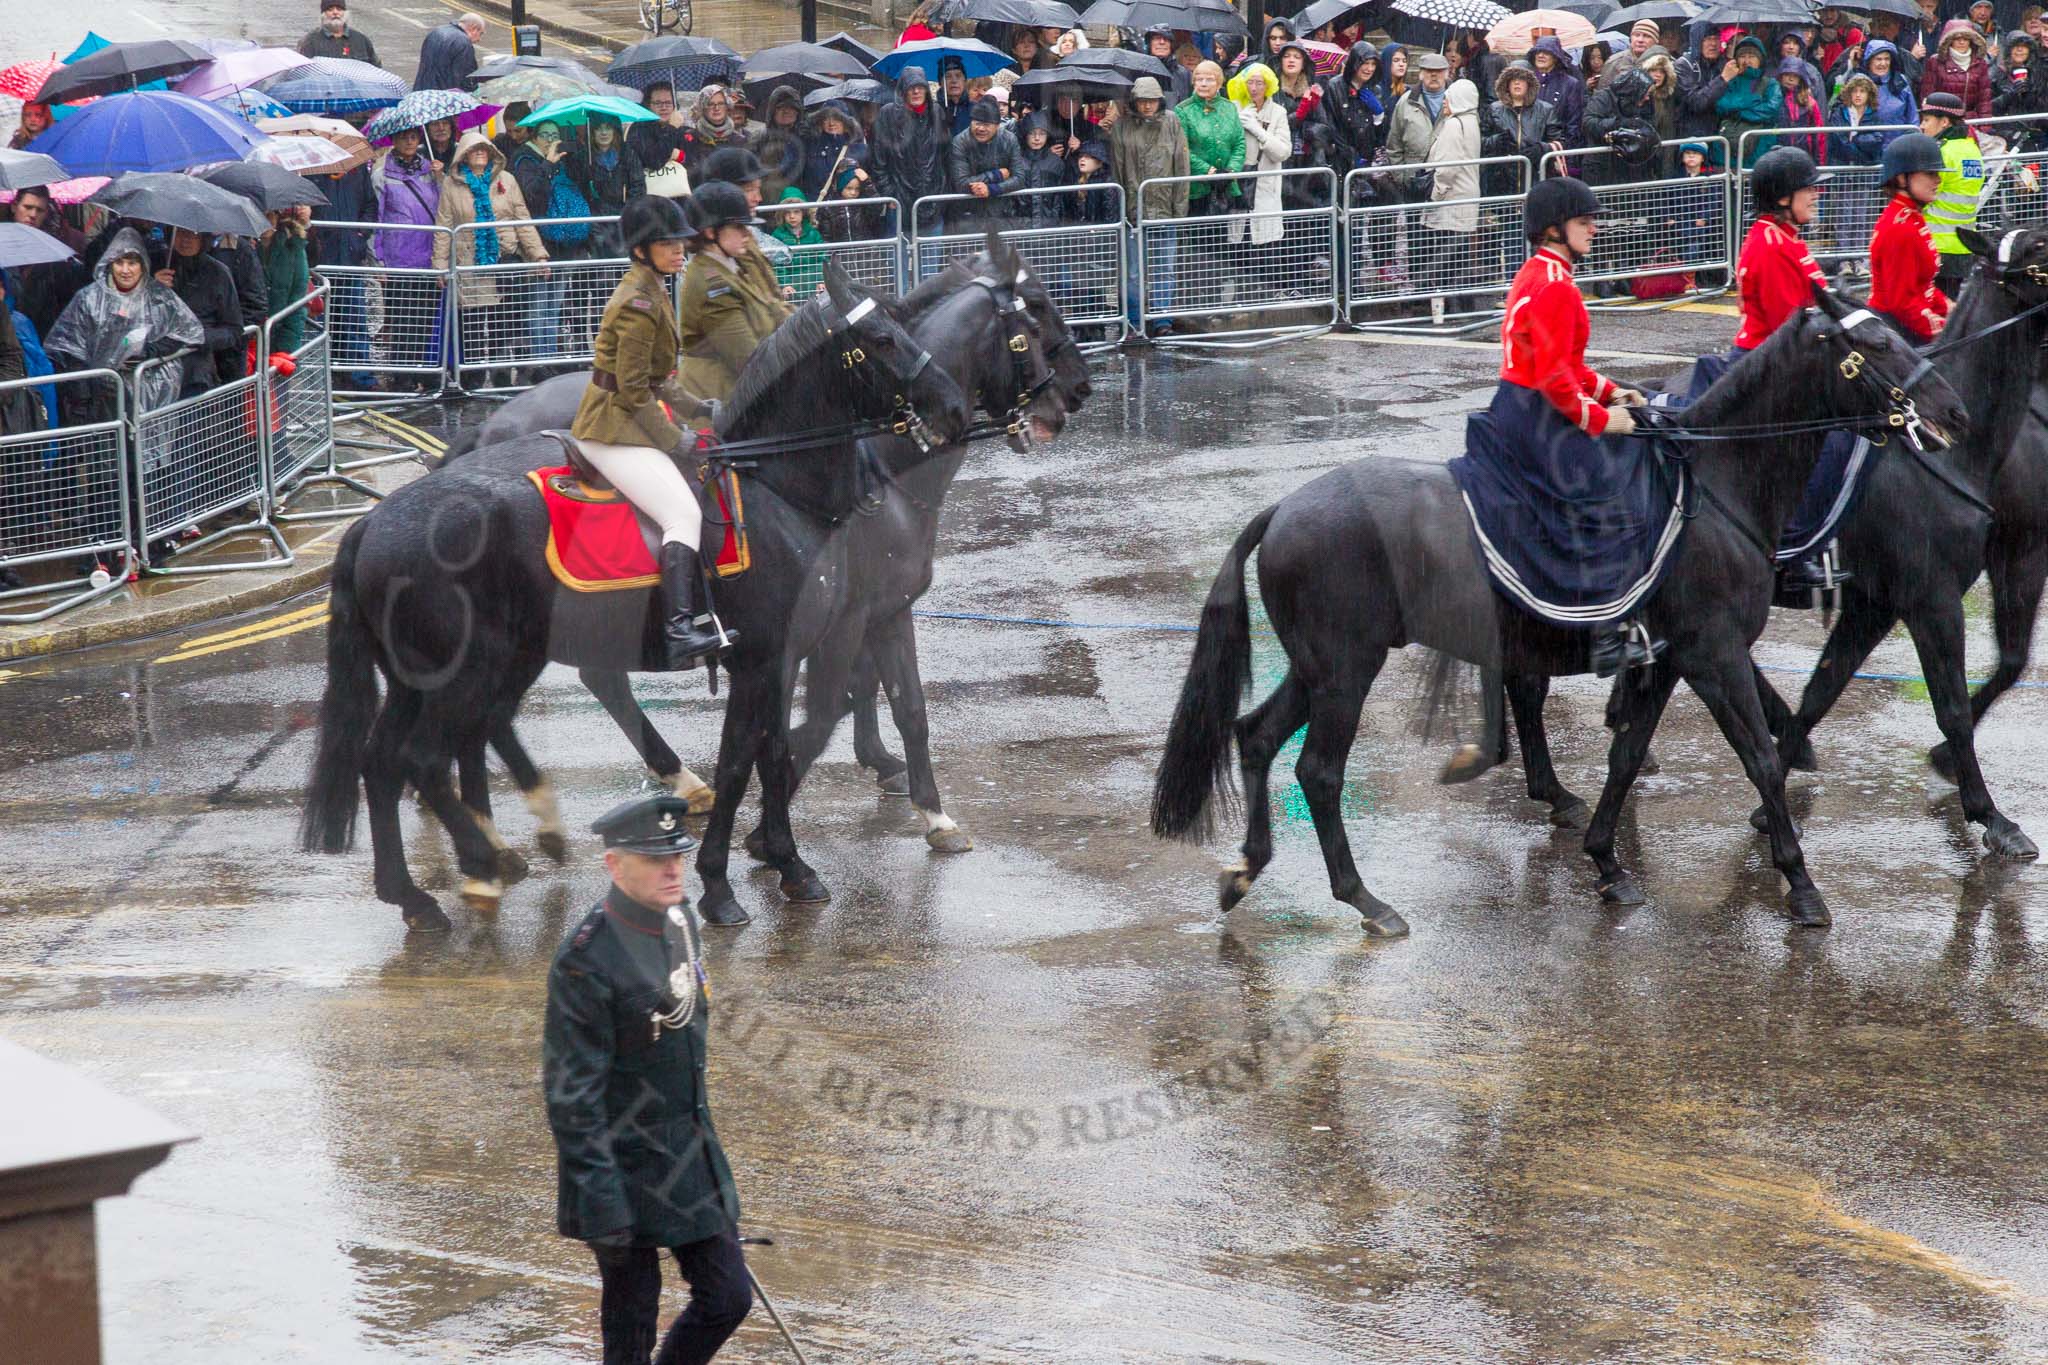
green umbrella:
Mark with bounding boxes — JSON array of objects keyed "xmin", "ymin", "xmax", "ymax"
[{"xmin": 518, "ymin": 94, "xmax": 658, "ymax": 128}]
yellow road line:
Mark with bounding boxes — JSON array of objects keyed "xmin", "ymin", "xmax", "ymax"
[
  {"xmin": 354, "ymin": 408, "xmax": 449, "ymax": 455},
  {"xmin": 171, "ymin": 603, "xmax": 327, "ymax": 652},
  {"xmin": 154, "ymin": 616, "xmax": 326, "ymax": 664},
  {"xmin": 1671, "ymin": 301, "xmax": 1741, "ymax": 315}
]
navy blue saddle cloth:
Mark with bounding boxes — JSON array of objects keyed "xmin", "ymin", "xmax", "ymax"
[
  {"xmin": 1665, "ymin": 349, "xmax": 1875, "ymax": 563},
  {"xmin": 1448, "ymin": 383, "xmax": 1688, "ymax": 628}
]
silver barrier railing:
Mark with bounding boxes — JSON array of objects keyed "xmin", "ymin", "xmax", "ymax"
[
  {"xmin": 130, "ymin": 334, "xmax": 292, "ymax": 575},
  {"xmin": 1342, "ymin": 156, "xmax": 1532, "ymax": 328},
  {"xmin": 910, "ymin": 185, "xmax": 1128, "ymax": 346},
  {"xmin": 1735, "ymin": 124, "xmax": 1915, "ymax": 267},
  {"xmin": 0, "ymin": 369, "xmax": 134, "ymax": 624},
  {"xmin": 266, "ymin": 283, "xmax": 387, "ymax": 525},
  {"xmin": 1137, "ymin": 167, "xmax": 1339, "ymax": 347},
  {"xmin": 766, "ymin": 195, "xmax": 907, "ymax": 297},
  {"xmin": 450, "ymin": 216, "xmax": 628, "ymax": 393},
  {"xmin": 315, "ymin": 221, "xmax": 452, "ymax": 402},
  {"xmin": 1539, "ymin": 137, "xmax": 1732, "ymax": 302}
]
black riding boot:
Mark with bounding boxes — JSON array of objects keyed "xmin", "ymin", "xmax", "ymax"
[
  {"xmin": 661, "ymin": 543, "xmax": 733, "ymax": 668},
  {"xmin": 1776, "ymin": 550, "xmax": 1850, "ymax": 595},
  {"xmin": 1591, "ymin": 619, "xmax": 1664, "ymax": 679}
]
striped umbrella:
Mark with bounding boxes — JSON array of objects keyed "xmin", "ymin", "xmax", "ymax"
[
  {"xmin": 360, "ymin": 88, "xmax": 496, "ymax": 143},
  {"xmin": 261, "ymin": 57, "xmax": 406, "ymax": 116},
  {"xmin": 0, "ymin": 57, "xmax": 62, "ymax": 102},
  {"xmin": 1298, "ymin": 39, "xmax": 1348, "ymax": 74}
]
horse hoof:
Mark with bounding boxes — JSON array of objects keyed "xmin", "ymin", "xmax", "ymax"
[
  {"xmin": 779, "ymin": 870, "xmax": 831, "ymax": 905},
  {"xmin": 402, "ymin": 901, "xmax": 453, "ymax": 935},
  {"xmin": 1984, "ymin": 823, "xmax": 2040, "ymax": 861},
  {"xmin": 698, "ymin": 888, "xmax": 751, "ymax": 927},
  {"xmin": 1548, "ymin": 796, "xmax": 1591, "ymax": 830},
  {"xmin": 1598, "ymin": 873, "xmax": 1647, "ymax": 907},
  {"xmin": 1354, "ymin": 897, "xmax": 1410, "ymax": 938},
  {"xmin": 1929, "ymin": 741, "xmax": 1959, "ymax": 786},
  {"xmin": 1639, "ymin": 747, "xmax": 1661, "ymax": 777},
  {"xmin": 495, "ymin": 847, "xmax": 531, "ymax": 885},
  {"xmin": 1788, "ymin": 888, "xmax": 1832, "ymax": 928},
  {"xmin": 678, "ymin": 783, "xmax": 716, "ymax": 816},
  {"xmin": 536, "ymin": 830, "xmax": 569, "ymax": 864},
  {"xmin": 1787, "ymin": 734, "xmax": 1819, "ymax": 773},
  {"xmin": 925, "ymin": 825, "xmax": 975, "ymax": 853},
  {"xmin": 1437, "ymin": 742, "xmax": 1494, "ymax": 786},
  {"xmin": 743, "ymin": 828, "xmax": 772, "ymax": 863},
  {"xmin": 460, "ymin": 878, "xmax": 503, "ymax": 915},
  {"xmin": 876, "ymin": 771, "xmax": 911, "ymax": 798},
  {"xmin": 1218, "ymin": 866, "xmax": 1254, "ymax": 914}
]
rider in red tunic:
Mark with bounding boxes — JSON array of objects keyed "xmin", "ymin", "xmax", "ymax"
[
  {"xmin": 1866, "ymin": 133, "xmax": 1951, "ymax": 342},
  {"xmin": 1734, "ymin": 147, "xmax": 1831, "ymax": 352}
]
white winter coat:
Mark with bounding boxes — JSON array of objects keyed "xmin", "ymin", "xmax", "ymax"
[
  {"xmin": 1231, "ymin": 94, "xmax": 1291, "ymax": 246},
  {"xmin": 1424, "ymin": 79, "xmax": 1483, "ymax": 234}
]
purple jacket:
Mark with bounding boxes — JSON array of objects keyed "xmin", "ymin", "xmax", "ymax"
[
  {"xmin": 374, "ymin": 152, "xmax": 441, "ymax": 270},
  {"xmin": 1529, "ymin": 37, "xmax": 1586, "ymax": 147}
]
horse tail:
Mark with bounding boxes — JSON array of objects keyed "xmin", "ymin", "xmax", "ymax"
[
  {"xmin": 300, "ymin": 521, "xmax": 379, "ymax": 854},
  {"xmin": 436, "ymin": 428, "xmax": 479, "ymax": 467},
  {"xmin": 1151, "ymin": 504, "xmax": 1275, "ymax": 843}
]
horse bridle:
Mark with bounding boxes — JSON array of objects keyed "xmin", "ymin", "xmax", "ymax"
[
  {"xmin": 1826, "ymin": 308, "xmax": 1942, "ymax": 452},
  {"xmin": 1920, "ymin": 227, "xmax": 2048, "ymax": 360},
  {"xmin": 962, "ymin": 267, "xmax": 1057, "ymax": 443},
  {"xmin": 821, "ymin": 291, "xmax": 942, "ymax": 454}
]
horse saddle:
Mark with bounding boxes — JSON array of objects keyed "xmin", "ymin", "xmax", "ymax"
[{"xmin": 531, "ymin": 430, "xmax": 750, "ymax": 592}]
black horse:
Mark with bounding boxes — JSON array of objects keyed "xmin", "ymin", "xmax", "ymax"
[
  {"xmin": 1151, "ymin": 291, "xmax": 1967, "ymax": 937},
  {"xmin": 300, "ymin": 266, "xmax": 972, "ymax": 931},
  {"xmin": 439, "ymin": 245, "xmax": 1092, "ymax": 873}
]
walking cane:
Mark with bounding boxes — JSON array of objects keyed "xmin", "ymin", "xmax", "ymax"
[{"xmin": 739, "ymin": 1235, "xmax": 811, "ymax": 1364}]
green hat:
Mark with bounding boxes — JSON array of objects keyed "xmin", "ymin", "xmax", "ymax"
[
  {"xmin": 778, "ymin": 186, "xmax": 808, "ymax": 203},
  {"xmin": 589, "ymin": 793, "xmax": 696, "ymax": 855}
]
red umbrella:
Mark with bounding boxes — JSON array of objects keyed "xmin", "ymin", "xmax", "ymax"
[{"xmin": 0, "ymin": 57, "xmax": 62, "ymax": 102}]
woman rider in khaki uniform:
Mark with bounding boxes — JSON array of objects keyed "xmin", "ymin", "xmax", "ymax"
[
  {"xmin": 569, "ymin": 196, "xmax": 732, "ymax": 666},
  {"xmin": 675, "ymin": 181, "xmax": 792, "ymax": 407}
]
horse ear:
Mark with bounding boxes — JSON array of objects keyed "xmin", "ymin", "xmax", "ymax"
[
  {"xmin": 1958, "ymin": 226, "xmax": 1995, "ymax": 259},
  {"xmin": 983, "ymin": 224, "xmax": 1004, "ymax": 260},
  {"xmin": 822, "ymin": 258, "xmax": 857, "ymax": 313},
  {"xmin": 1810, "ymin": 279, "xmax": 1850, "ymax": 322}
]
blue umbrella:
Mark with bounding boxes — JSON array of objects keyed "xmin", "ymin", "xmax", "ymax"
[
  {"xmin": 213, "ymin": 90, "xmax": 295, "ymax": 120},
  {"xmin": 261, "ymin": 57, "xmax": 406, "ymax": 115},
  {"xmin": 24, "ymin": 90, "xmax": 264, "ymax": 176},
  {"xmin": 872, "ymin": 38, "xmax": 1017, "ymax": 81}
]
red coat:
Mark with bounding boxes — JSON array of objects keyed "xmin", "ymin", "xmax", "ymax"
[
  {"xmin": 1500, "ymin": 246, "xmax": 1618, "ymax": 435},
  {"xmin": 1919, "ymin": 22, "xmax": 1995, "ymax": 121},
  {"xmin": 1734, "ymin": 214, "xmax": 1827, "ymax": 350},
  {"xmin": 1868, "ymin": 191, "xmax": 1949, "ymax": 342}
]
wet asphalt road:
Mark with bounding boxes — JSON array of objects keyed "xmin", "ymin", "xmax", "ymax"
[{"xmin": 6, "ymin": 314, "xmax": 2048, "ymax": 1362}]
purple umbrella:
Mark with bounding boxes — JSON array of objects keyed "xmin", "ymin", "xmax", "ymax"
[{"xmin": 174, "ymin": 49, "xmax": 312, "ymax": 102}]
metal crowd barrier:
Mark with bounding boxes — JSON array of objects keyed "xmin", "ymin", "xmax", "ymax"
[
  {"xmin": 450, "ymin": 216, "xmax": 631, "ymax": 393},
  {"xmin": 265, "ymin": 284, "xmax": 384, "ymax": 525},
  {"xmin": 0, "ymin": 369, "xmax": 133, "ymax": 624},
  {"xmin": 910, "ymin": 185, "xmax": 1127, "ymax": 346},
  {"xmin": 130, "ymin": 333, "xmax": 291, "ymax": 575},
  {"xmin": 1137, "ymin": 167, "xmax": 1338, "ymax": 347},
  {"xmin": 315, "ymin": 222, "xmax": 452, "ymax": 401},
  {"xmin": 1734, "ymin": 124, "xmax": 1913, "ymax": 267},
  {"xmin": 1343, "ymin": 156, "xmax": 1532, "ymax": 328},
  {"xmin": 769, "ymin": 195, "xmax": 906, "ymax": 296},
  {"xmin": 1538, "ymin": 137, "xmax": 1733, "ymax": 301}
]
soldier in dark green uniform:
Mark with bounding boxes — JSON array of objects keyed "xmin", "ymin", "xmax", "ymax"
[{"xmin": 543, "ymin": 793, "xmax": 751, "ymax": 1364}]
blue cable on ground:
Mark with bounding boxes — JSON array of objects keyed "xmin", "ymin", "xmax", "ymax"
[{"xmin": 909, "ymin": 608, "xmax": 2048, "ymax": 690}]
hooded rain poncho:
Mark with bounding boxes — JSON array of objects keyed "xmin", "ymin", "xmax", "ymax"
[{"xmin": 44, "ymin": 227, "xmax": 203, "ymax": 414}]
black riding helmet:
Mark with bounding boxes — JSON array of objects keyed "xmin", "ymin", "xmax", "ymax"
[
  {"xmin": 1524, "ymin": 175, "xmax": 1600, "ymax": 242},
  {"xmin": 684, "ymin": 180, "xmax": 758, "ymax": 235},
  {"xmin": 621, "ymin": 195, "xmax": 690, "ymax": 255},
  {"xmin": 1881, "ymin": 132, "xmax": 1945, "ymax": 185},
  {"xmin": 1752, "ymin": 145, "xmax": 1831, "ymax": 211},
  {"xmin": 702, "ymin": 144, "xmax": 766, "ymax": 186}
]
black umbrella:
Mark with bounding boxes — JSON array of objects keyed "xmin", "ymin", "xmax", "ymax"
[
  {"xmin": 1607, "ymin": 0, "xmax": 1700, "ymax": 23},
  {"xmin": 1013, "ymin": 65, "xmax": 1135, "ymax": 102},
  {"xmin": 1078, "ymin": 0, "xmax": 1250, "ymax": 35},
  {"xmin": 36, "ymin": 39, "xmax": 213, "ymax": 104},
  {"xmin": 1695, "ymin": 0, "xmax": 1817, "ymax": 21},
  {"xmin": 0, "ymin": 147, "xmax": 69, "ymax": 190},
  {"xmin": 804, "ymin": 78, "xmax": 895, "ymax": 107},
  {"xmin": 1553, "ymin": 0, "xmax": 1621, "ymax": 20},
  {"xmin": 821, "ymin": 32, "xmax": 884, "ymax": 67},
  {"xmin": 197, "ymin": 160, "xmax": 330, "ymax": 212},
  {"xmin": 1290, "ymin": 0, "xmax": 1369, "ymax": 31},
  {"xmin": 475, "ymin": 54, "xmax": 614, "ymax": 89},
  {"xmin": 742, "ymin": 72, "xmax": 837, "ymax": 108},
  {"xmin": 91, "ymin": 172, "xmax": 269, "ymax": 237},
  {"xmin": 745, "ymin": 43, "xmax": 872, "ymax": 81},
  {"xmin": 932, "ymin": 0, "xmax": 1085, "ymax": 25},
  {"xmin": 1840, "ymin": 0, "xmax": 1920, "ymax": 17},
  {"xmin": 1059, "ymin": 47, "xmax": 1176, "ymax": 79},
  {"xmin": 606, "ymin": 35, "xmax": 743, "ymax": 93}
]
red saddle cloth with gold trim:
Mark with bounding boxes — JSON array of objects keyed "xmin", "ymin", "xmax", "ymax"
[{"xmin": 526, "ymin": 467, "xmax": 660, "ymax": 592}]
